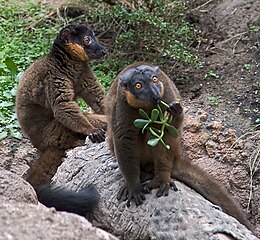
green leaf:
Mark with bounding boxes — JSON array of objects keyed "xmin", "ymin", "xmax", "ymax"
[
  {"xmin": 0, "ymin": 131, "xmax": 8, "ymax": 140},
  {"xmin": 151, "ymin": 108, "xmax": 159, "ymax": 121},
  {"xmin": 166, "ymin": 125, "xmax": 179, "ymax": 138},
  {"xmin": 147, "ymin": 138, "xmax": 159, "ymax": 147},
  {"xmin": 134, "ymin": 119, "xmax": 149, "ymax": 128},
  {"xmin": 0, "ymin": 68, "xmax": 6, "ymax": 76},
  {"xmin": 10, "ymin": 130, "xmax": 22, "ymax": 140},
  {"xmin": 150, "ymin": 127, "xmax": 161, "ymax": 135},
  {"xmin": 167, "ymin": 114, "xmax": 173, "ymax": 123},
  {"xmin": 3, "ymin": 91, "xmax": 12, "ymax": 99},
  {"xmin": 5, "ymin": 57, "xmax": 18, "ymax": 72},
  {"xmin": 141, "ymin": 122, "xmax": 150, "ymax": 134},
  {"xmin": 0, "ymin": 101, "xmax": 14, "ymax": 108},
  {"xmin": 139, "ymin": 109, "xmax": 150, "ymax": 119},
  {"xmin": 149, "ymin": 127, "xmax": 160, "ymax": 138},
  {"xmin": 157, "ymin": 104, "xmax": 164, "ymax": 120},
  {"xmin": 159, "ymin": 138, "xmax": 171, "ymax": 150},
  {"xmin": 16, "ymin": 71, "xmax": 24, "ymax": 82},
  {"xmin": 160, "ymin": 100, "xmax": 169, "ymax": 108},
  {"xmin": 165, "ymin": 144, "xmax": 171, "ymax": 149},
  {"xmin": 10, "ymin": 87, "xmax": 17, "ymax": 96}
]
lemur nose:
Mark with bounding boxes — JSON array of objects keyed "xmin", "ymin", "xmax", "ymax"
[
  {"xmin": 101, "ymin": 49, "xmax": 107, "ymax": 56},
  {"xmin": 152, "ymin": 95, "xmax": 161, "ymax": 103}
]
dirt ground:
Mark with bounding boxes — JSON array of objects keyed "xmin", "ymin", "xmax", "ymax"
[
  {"xmin": 0, "ymin": 0, "xmax": 259, "ymax": 237},
  {"xmin": 178, "ymin": 0, "xmax": 260, "ymax": 235}
]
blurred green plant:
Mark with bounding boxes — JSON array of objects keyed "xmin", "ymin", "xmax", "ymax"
[
  {"xmin": 208, "ymin": 96, "xmax": 219, "ymax": 106},
  {"xmin": 82, "ymin": 0, "xmax": 199, "ymax": 66},
  {"xmin": 249, "ymin": 24, "xmax": 260, "ymax": 34},
  {"xmin": 205, "ymin": 70, "xmax": 220, "ymax": 79},
  {"xmin": 0, "ymin": 0, "xmax": 64, "ymax": 140},
  {"xmin": 91, "ymin": 59, "xmax": 124, "ymax": 91},
  {"xmin": 0, "ymin": 57, "xmax": 22, "ymax": 140},
  {"xmin": 244, "ymin": 63, "xmax": 253, "ymax": 71}
]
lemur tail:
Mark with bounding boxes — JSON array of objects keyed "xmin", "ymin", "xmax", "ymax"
[
  {"xmin": 25, "ymin": 148, "xmax": 99, "ymax": 218},
  {"xmin": 173, "ymin": 158, "xmax": 253, "ymax": 232},
  {"xmin": 36, "ymin": 184, "xmax": 99, "ymax": 217}
]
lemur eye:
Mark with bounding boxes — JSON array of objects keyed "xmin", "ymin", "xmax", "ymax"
[
  {"xmin": 84, "ymin": 36, "xmax": 92, "ymax": 45},
  {"xmin": 135, "ymin": 83, "xmax": 143, "ymax": 90},
  {"xmin": 152, "ymin": 76, "xmax": 158, "ymax": 83}
]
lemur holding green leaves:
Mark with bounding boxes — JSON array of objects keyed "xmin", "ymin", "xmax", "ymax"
[
  {"xmin": 16, "ymin": 24, "xmax": 107, "ymax": 217},
  {"xmin": 105, "ymin": 62, "xmax": 253, "ymax": 231}
]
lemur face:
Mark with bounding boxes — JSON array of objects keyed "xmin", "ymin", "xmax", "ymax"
[
  {"xmin": 56, "ymin": 24, "xmax": 106, "ymax": 61},
  {"xmin": 119, "ymin": 65, "xmax": 164, "ymax": 107}
]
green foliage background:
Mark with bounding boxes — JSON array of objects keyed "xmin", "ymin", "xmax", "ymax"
[
  {"xmin": 0, "ymin": 0, "xmax": 198, "ymax": 140},
  {"xmin": 0, "ymin": 0, "xmax": 64, "ymax": 139}
]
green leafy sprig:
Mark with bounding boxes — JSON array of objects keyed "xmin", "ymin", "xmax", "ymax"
[{"xmin": 134, "ymin": 101, "xmax": 178, "ymax": 149}]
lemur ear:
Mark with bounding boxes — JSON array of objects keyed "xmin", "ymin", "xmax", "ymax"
[
  {"xmin": 153, "ymin": 66, "xmax": 160, "ymax": 73},
  {"xmin": 57, "ymin": 25, "xmax": 78, "ymax": 43},
  {"xmin": 119, "ymin": 68, "xmax": 136, "ymax": 87},
  {"xmin": 56, "ymin": 28, "xmax": 71, "ymax": 44}
]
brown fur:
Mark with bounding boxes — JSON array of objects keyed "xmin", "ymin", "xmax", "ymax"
[
  {"xmin": 106, "ymin": 62, "xmax": 253, "ymax": 231},
  {"xmin": 66, "ymin": 43, "xmax": 89, "ymax": 61},
  {"xmin": 16, "ymin": 24, "xmax": 107, "ymax": 187}
]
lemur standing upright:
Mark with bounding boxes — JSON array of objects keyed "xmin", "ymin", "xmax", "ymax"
[{"xmin": 16, "ymin": 24, "xmax": 107, "ymax": 217}]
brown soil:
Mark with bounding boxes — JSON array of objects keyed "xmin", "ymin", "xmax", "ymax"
[
  {"xmin": 0, "ymin": 0, "xmax": 259, "ymax": 237},
  {"xmin": 178, "ymin": 0, "xmax": 260, "ymax": 235}
]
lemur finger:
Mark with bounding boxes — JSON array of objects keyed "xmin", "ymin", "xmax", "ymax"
[
  {"xmin": 89, "ymin": 128, "xmax": 106, "ymax": 143},
  {"xmin": 167, "ymin": 101, "xmax": 183, "ymax": 116}
]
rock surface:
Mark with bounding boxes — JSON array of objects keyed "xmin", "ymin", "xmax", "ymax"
[
  {"xmin": 1, "ymin": 113, "xmax": 258, "ymax": 239},
  {"xmin": 0, "ymin": 169, "xmax": 37, "ymax": 204},
  {"xmin": 0, "ymin": 202, "xmax": 118, "ymax": 240},
  {"xmin": 52, "ymin": 140, "xmax": 258, "ymax": 240},
  {"xmin": 0, "ymin": 169, "xmax": 118, "ymax": 240}
]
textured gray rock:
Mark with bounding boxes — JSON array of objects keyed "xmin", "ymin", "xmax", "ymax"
[
  {"xmin": 53, "ymin": 141, "xmax": 258, "ymax": 240},
  {"xmin": 0, "ymin": 202, "xmax": 118, "ymax": 240},
  {"xmin": 0, "ymin": 168, "xmax": 118, "ymax": 240},
  {"xmin": 0, "ymin": 169, "xmax": 37, "ymax": 204}
]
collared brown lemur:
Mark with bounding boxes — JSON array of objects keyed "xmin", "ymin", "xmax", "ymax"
[
  {"xmin": 105, "ymin": 62, "xmax": 253, "ymax": 231},
  {"xmin": 16, "ymin": 24, "xmax": 107, "ymax": 217}
]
